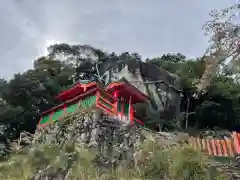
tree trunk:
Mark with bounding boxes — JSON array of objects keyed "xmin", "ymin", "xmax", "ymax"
[
  {"xmin": 195, "ymin": 49, "xmax": 225, "ymax": 98},
  {"xmin": 185, "ymin": 96, "xmax": 190, "ymax": 129}
]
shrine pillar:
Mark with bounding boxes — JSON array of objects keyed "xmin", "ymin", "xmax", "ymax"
[
  {"xmin": 113, "ymin": 91, "xmax": 119, "ymax": 114},
  {"xmin": 129, "ymin": 96, "xmax": 134, "ymax": 125}
]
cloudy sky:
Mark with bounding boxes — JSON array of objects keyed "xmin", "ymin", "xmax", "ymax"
[{"xmin": 0, "ymin": 0, "xmax": 236, "ymax": 79}]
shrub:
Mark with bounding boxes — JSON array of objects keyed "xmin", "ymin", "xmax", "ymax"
[
  {"xmin": 0, "ymin": 138, "xmax": 227, "ymax": 180},
  {"xmin": 169, "ymin": 146, "xmax": 209, "ymax": 180},
  {"xmin": 133, "ymin": 140, "xmax": 226, "ymax": 180}
]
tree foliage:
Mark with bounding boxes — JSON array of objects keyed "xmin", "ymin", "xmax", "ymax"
[
  {"xmin": 0, "ymin": 44, "xmax": 239, "ymax": 142},
  {"xmin": 0, "ymin": 4, "xmax": 239, "ymax": 142},
  {"xmin": 195, "ymin": 4, "xmax": 240, "ymax": 96},
  {"xmin": 147, "ymin": 52, "xmax": 240, "ymax": 131}
]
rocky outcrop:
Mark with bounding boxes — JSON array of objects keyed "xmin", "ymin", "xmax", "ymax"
[
  {"xmin": 99, "ymin": 60, "xmax": 182, "ymax": 122},
  {"xmin": 33, "ymin": 110, "xmax": 144, "ymax": 168},
  {"xmin": 8, "ymin": 108, "xmax": 193, "ymax": 180}
]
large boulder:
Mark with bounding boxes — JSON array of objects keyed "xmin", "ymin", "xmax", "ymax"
[
  {"xmin": 99, "ymin": 60, "xmax": 182, "ymax": 121},
  {"xmin": 34, "ymin": 111, "xmax": 143, "ymax": 168}
]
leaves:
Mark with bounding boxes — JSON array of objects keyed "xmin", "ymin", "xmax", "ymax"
[
  {"xmin": 192, "ymin": 4, "xmax": 240, "ymax": 96},
  {"xmin": 1, "ymin": 38, "xmax": 240, "ymax": 152}
]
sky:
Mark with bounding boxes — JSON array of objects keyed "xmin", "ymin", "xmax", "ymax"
[{"xmin": 0, "ymin": 0, "xmax": 236, "ymax": 79}]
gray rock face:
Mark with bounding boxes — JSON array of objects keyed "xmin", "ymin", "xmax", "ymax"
[{"xmin": 99, "ymin": 60, "xmax": 182, "ymax": 121}]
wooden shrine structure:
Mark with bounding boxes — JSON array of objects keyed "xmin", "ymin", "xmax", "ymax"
[{"xmin": 38, "ymin": 78, "xmax": 149, "ymax": 127}]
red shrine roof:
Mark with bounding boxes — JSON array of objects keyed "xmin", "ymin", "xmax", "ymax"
[
  {"xmin": 55, "ymin": 81, "xmax": 98, "ymax": 101},
  {"xmin": 44, "ymin": 78, "xmax": 149, "ymax": 116},
  {"xmin": 106, "ymin": 78, "xmax": 149, "ymax": 104},
  {"xmin": 42, "ymin": 86, "xmax": 100, "ymax": 116}
]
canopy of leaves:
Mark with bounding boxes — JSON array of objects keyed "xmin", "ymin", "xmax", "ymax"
[{"xmin": 1, "ymin": 42, "xmax": 240, "ymax": 144}]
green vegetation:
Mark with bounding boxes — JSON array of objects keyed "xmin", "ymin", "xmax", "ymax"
[
  {"xmin": 0, "ymin": 3, "xmax": 239, "ymax": 179},
  {"xmin": 0, "ymin": 139, "xmax": 226, "ymax": 180},
  {"xmin": 1, "ymin": 45, "xmax": 240, "ymax": 141}
]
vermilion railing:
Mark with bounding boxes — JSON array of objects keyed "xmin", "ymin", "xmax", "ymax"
[
  {"xmin": 96, "ymin": 90, "xmax": 144, "ymax": 126},
  {"xmin": 189, "ymin": 132, "xmax": 240, "ymax": 157}
]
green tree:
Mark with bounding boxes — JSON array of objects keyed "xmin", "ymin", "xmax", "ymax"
[
  {"xmin": 47, "ymin": 43, "xmax": 109, "ymax": 81},
  {"xmin": 196, "ymin": 4, "xmax": 240, "ymax": 97},
  {"xmin": 148, "ymin": 53, "xmax": 240, "ymax": 130}
]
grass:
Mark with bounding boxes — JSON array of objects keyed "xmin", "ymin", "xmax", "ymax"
[{"xmin": 0, "ymin": 138, "xmax": 228, "ymax": 180}]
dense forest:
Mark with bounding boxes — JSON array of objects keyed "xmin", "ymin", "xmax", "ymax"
[
  {"xmin": 0, "ymin": 4, "xmax": 240, "ymax": 143},
  {"xmin": 0, "ymin": 45, "xmax": 238, "ymax": 137}
]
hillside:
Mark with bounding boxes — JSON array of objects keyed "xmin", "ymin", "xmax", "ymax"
[
  {"xmin": 0, "ymin": 2, "xmax": 240, "ymax": 180},
  {"xmin": 0, "ymin": 108, "xmax": 228, "ymax": 180},
  {"xmin": 1, "ymin": 46, "xmax": 240, "ymax": 179}
]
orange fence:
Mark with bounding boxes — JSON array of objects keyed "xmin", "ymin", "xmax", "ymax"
[{"xmin": 189, "ymin": 132, "xmax": 240, "ymax": 157}]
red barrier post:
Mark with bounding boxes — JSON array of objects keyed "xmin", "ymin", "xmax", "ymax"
[{"xmin": 232, "ymin": 132, "xmax": 240, "ymax": 155}]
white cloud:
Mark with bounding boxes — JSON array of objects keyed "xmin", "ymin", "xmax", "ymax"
[{"xmin": 0, "ymin": 0, "xmax": 236, "ymax": 79}]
